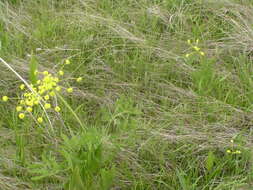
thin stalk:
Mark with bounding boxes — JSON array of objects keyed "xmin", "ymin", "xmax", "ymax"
[{"xmin": 56, "ymin": 93, "xmax": 85, "ymax": 131}]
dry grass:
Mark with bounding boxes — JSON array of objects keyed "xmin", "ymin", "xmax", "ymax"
[{"xmin": 0, "ymin": 0, "xmax": 253, "ymax": 189}]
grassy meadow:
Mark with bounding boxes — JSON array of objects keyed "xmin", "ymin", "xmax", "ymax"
[{"xmin": 1, "ymin": 0, "xmax": 253, "ymax": 189}]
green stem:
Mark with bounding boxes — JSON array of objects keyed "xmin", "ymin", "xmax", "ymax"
[{"xmin": 57, "ymin": 93, "xmax": 85, "ymax": 131}]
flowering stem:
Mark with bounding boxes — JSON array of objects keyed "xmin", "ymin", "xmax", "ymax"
[{"xmin": 0, "ymin": 57, "xmax": 55, "ymax": 134}]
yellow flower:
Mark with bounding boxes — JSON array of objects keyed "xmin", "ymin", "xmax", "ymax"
[
  {"xmin": 54, "ymin": 77, "xmax": 59, "ymax": 82},
  {"xmin": 20, "ymin": 100, "xmax": 25, "ymax": 105},
  {"xmin": 16, "ymin": 106, "xmax": 22, "ymax": 112},
  {"xmin": 20, "ymin": 84, "xmax": 25, "ymax": 90},
  {"xmin": 34, "ymin": 70, "xmax": 38, "ymax": 75},
  {"xmin": 226, "ymin": 150, "xmax": 231, "ymax": 154},
  {"xmin": 32, "ymin": 87, "xmax": 37, "ymax": 92},
  {"xmin": 26, "ymin": 107, "xmax": 33, "ymax": 112},
  {"xmin": 193, "ymin": 46, "xmax": 200, "ymax": 51},
  {"xmin": 55, "ymin": 86, "xmax": 61, "ymax": 91},
  {"xmin": 44, "ymin": 95, "xmax": 50, "ymax": 100},
  {"xmin": 235, "ymin": 150, "xmax": 241, "ymax": 154},
  {"xmin": 187, "ymin": 39, "xmax": 191, "ymax": 44},
  {"xmin": 37, "ymin": 117, "xmax": 43, "ymax": 123},
  {"xmin": 76, "ymin": 77, "xmax": 82, "ymax": 82},
  {"xmin": 55, "ymin": 106, "xmax": 61, "ymax": 112},
  {"xmin": 37, "ymin": 80, "xmax": 41, "ymax": 85},
  {"xmin": 58, "ymin": 70, "xmax": 64, "ymax": 76},
  {"xmin": 26, "ymin": 100, "xmax": 34, "ymax": 107},
  {"xmin": 49, "ymin": 91, "xmax": 56, "ymax": 97},
  {"xmin": 185, "ymin": 54, "xmax": 190, "ymax": 58},
  {"xmin": 44, "ymin": 103, "xmax": 51, "ymax": 109},
  {"xmin": 67, "ymin": 88, "xmax": 73, "ymax": 93},
  {"xmin": 2, "ymin": 96, "xmax": 8, "ymax": 102},
  {"xmin": 43, "ymin": 71, "xmax": 49, "ymax": 75},
  {"xmin": 39, "ymin": 89, "xmax": 45, "ymax": 95},
  {"xmin": 65, "ymin": 59, "xmax": 70, "ymax": 65},
  {"xmin": 200, "ymin": 51, "xmax": 205, "ymax": 56},
  {"xmin": 18, "ymin": 113, "xmax": 25, "ymax": 119}
]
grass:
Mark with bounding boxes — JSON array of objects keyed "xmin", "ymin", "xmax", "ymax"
[{"xmin": 0, "ymin": 0, "xmax": 253, "ymax": 189}]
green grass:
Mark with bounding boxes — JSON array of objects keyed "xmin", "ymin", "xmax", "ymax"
[{"xmin": 1, "ymin": 0, "xmax": 253, "ymax": 189}]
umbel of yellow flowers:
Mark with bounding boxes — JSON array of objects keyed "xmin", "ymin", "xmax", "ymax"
[
  {"xmin": 185, "ymin": 39, "xmax": 205, "ymax": 58},
  {"xmin": 1, "ymin": 59, "xmax": 83, "ymax": 125}
]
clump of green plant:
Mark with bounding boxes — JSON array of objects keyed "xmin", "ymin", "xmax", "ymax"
[
  {"xmin": 29, "ymin": 130, "xmax": 115, "ymax": 190},
  {"xmin": 0, "ymin": 56, "xmax": 115, "ymax": 189}
]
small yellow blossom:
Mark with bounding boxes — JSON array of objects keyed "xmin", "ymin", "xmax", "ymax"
[
  {"xmin": 32, "ymin": 87, "xmax": 37, "ymax": 92},
  {"xmin": 20, "ymin": 84, "xmax": 25, "ymax": 90},
  {"xmin": 186, "ymin": 54, "xmax": 190, "ymax": 58},
  {"xmin": 39, "ymin": 89, "xmax": 45, "ymax": 95},
  {"xmin": 235, "ymin": 150, "xmax": 241, "ymax": 154},
  {"xmin": 67, "ymin": 88, "xmax": 73, "ymax": 93},
  {"xmin": 26, "ymin": 107, "xmax": 33, "ymax": 112},
  {"xmin": 193, "ymin": 46, "xmax": 200, "ymax": 51},
  {"xmin": 55, "ymin": 106, "xmax": 61, "ymax": 112},
  {"xmin": 44, "ymin": 103, "xmax": 51, "ymax": 109},
  {"xmin": 26, "ymin": 100, "xmax": 34, "ymax": 107},
  {"xmin": 58, "ymin": 70, "xmax": 64, "ymax": 76},
  {"xmin": 226, "ymin": 150, "xmax": 231, "ymax": 154},
  {"xmin": 44, "ymin": 95, "xmax": 50, "ymax": 100},
  {"xmin": 55, "ymin": 86, "xmax": 61, "ymax": 91},
  {"xmin": 65, "ymin": 59, "xmax": 70, "ymax": 65},
  {"xmin": 19, "ymin": 113, "xmax": 25, "ymax": 119},
  {"xmin": 34, "ymin": 70, "xmax": 38, "ymax": 75},
  {"xmin": 187, "ymin": 39, "xmax": 191, "ymax": 44},
  {"xmin": 76, "ymin": 77, "xmax": 82, "ymax": 82},
  {"xmin": 16, "ymin": 106, "xmax": 22, "ymax": 112},
  {"xmin": 37, "ymin": 117, "xmax": 43, "ymax": 123},
  {"xmin": 43, "ymin": 71, "xmax": 49, "ymax": 75},
  {"xmin": 49, "ymin": 91, "xmax": 56, "ymax": 97},
  {"xmin": 2, "ymin": 96, "xmax": 8, "ymax": 102},
  {"xmin": 200, "ymin": 51, "xmax": 205, "ymax": 56},
  {"xmin": 54, "ymin": 77, "xmax": 59, "ymax": 82}
]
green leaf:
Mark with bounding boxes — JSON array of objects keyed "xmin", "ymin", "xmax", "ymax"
[
  {"xmin": 68, "ymin": 167, "xmax": 86, "ymax": 190},
  {"xmin": 205, "ymin": 151, "xmax": 216, "ymax": 172},
  {"xmin": 176, "ymin": 169, "xmax": 188, "ymax": 190},
  {"xmin": 100, "ymin": 168, "xmax": 115, "ymax": 190}
]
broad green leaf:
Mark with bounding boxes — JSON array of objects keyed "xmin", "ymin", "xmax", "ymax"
[{"xmin": 206, "ymin": 151, "xmax": 216, "ymax": 172}]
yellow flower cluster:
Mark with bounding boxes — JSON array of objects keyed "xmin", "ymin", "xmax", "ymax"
[
  {"xmin": 15, "ymin": 71, "xmax": 63, "ymax": 121},
  {"xmin": 226, "ymin": 149, "xmax": 241, "ymax": 154},
  {"xmin": 1, "ymin": 59, "xmax": 83, "ymax": 125},
  {"xmin": 185, "ymin": 39, "xmax": 205, "ymax": 58},
  {"xmin": 226, "ymin": 139, "xmax": 241, "ymax": 154}
]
